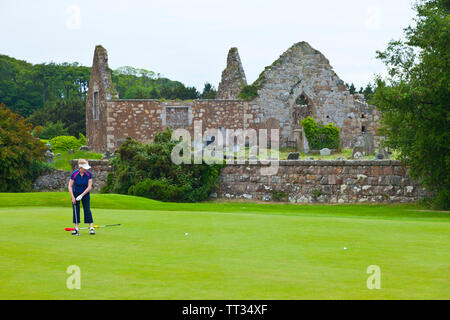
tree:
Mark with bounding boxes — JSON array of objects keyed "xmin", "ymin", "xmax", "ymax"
[
  {"xmin": 31, "ymin": 62, "xmax": 59, "ymax": 103},
  {"xmin": 102, "ymin": 128, "xmax": 224, "ymax": 202},
  {"xmin": 0, "ymin": 55, "xmax": 42, "ymax": 117},
  {"xmin": 349, "ymin": 83, "xmax": 356, "ymax": 95},
  {"xmin": 35, "ymin": 120, "xmax": 69, "ymax": 139},
  {"xmin": 28, "ymin": 99, "xmax": 86, "ymax": 136},
  {"xmin": 372, "ymin": 0, "xmax": 449, "ymax": 209},
  {"xmin": 0, "ymin": 103, "xmax": 47, "ymax": 192},
  {"xmin": 200, "ymin": 82, "xmax": 217, "ymax": 99},
  {"xmin": 362, "ymin": 83, "xmax": 374, "ymax": 100}
]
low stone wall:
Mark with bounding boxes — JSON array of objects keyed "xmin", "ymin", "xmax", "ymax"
[
  {"xmin": 34, "ymin": 159, "xmax": 425, "ymax": 203},
  {"xmin": 216, "ymin": 160, "xmax": 425, "ymax": 203},
  {"xmin": 32, "ymin": 160, "xmax": 113, "ymax": 192},
  {"xmin": 33, "ymin": 170, "xmax": 72, "ymax": 191}
]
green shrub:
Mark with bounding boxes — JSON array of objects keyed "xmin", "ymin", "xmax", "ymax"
[
  {"xmin": 128, "ymin": 178, "xmax": 187, "ymax": 202},
  {"xmin": 0, "ymin": 103, "xmax": 47, "ymax": 192},
  {"xmin": 35, "ymin": 121, "xmax": 69, "ymax": 139},
  {"xmin": 301, "ymin": 117, "xmax": 340, "ymax": 150},
  {"xmin": 238, "ymin": 84, "xmax": 259, "ymax": 101},
  {"xmin": 78, "ymin": 133, "xmax": 87, "ymax": 145},
  {"xmin": 102, "ymin": 128, "xmax": 225, "ymax": 202},
  {"xmin": 49, "ymin": 135, "xmax": 83, "ymax": 151}
]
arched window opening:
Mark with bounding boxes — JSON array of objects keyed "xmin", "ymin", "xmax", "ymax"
[{"xmin": 295, "ymin": 94, "xmax": 308, "ymax": 106}]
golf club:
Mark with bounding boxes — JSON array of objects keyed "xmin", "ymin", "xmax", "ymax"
[
  {"xmin": 65, "ymin": 224, "xmax": 121, "ymax": 231},
  {"xmin": 72, "ymin": 202, "xmax": 80, "ymax": 236}
]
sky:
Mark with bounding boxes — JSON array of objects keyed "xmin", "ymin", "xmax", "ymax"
[{"xmin": 0, "ymin": 0, "xmax": 417, "ymax": 91}]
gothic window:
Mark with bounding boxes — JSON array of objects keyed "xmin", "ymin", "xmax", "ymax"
[{"xmin": 295, "ymin": 94, "xmax": 308, "ymax": 106}]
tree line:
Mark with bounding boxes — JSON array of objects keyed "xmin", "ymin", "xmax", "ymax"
[{"xmin": 0, "ymin": 55, "xmax": 217, "ymax": 138}]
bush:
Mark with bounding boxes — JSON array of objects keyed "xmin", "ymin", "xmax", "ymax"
[
  {"xmin": 301, "ymin": 117, "xmax": 340, "ymax": 150},
  {"xmin": 102, "ymin": 128, "xmax": 224, "ymax": 202},
  {"xmin": 78, "ymin": 133, "xmax": 87, "ymax": 145},
  {"xmin": 238, "ymin": 84, "xmax": 259, "ymax": 101},
  {"xmin": 34, "ymin": 121, "xmax": 69, "ymax": 139},
  {"xmin": 0, "ymin": 103, "xmax": 47, "ymax": 192},
  {"xmin": 128, "ymin": 178, "xmax": 187, "ymax": 202},
  {"xmin": 28, "ymin": 99, "xmax": 86, "ymax": 137},
  {"xmin": 49, "ymin": 135, "xmax": 83, "ymax": 151}
]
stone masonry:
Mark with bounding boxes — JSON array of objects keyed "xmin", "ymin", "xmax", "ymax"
[
  {"xmin": 216, "ymin": 47, "xmax": 247, "ymax": 99},
  {"xmin": 250, "ymin": 42, "xmax": 381, "ymax": 148},
  {"xmin": 32, "ymin": 160, "xmax": 113, "ymax": 192},
  {"xmin": 217, "ymin": 160, "xmax": 424, "ymax": 203},
  {"xmin": 33, "ymin": 159, "xmax": 424, "ymax": 204},
  {"xmin": 86, "ymin": 43, "xmax": 380, "ymax": 153}
]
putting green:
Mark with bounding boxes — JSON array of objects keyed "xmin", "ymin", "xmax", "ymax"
[{"xmin": 0, "ymin": 193, "xmax": 448, "ymax": 299}]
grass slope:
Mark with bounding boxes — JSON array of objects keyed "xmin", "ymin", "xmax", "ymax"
[
  {"xmin": 0, "ymin": 193, "xmax": 448, "ymax": 299},
  {"xmin": 51, "ymin": 150, "xmax": 103, "ymax": 171}
]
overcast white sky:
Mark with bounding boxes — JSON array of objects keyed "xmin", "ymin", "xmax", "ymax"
[{"xmin": 0, "ymin": 0, "xmax": 417, "ymax": 91}]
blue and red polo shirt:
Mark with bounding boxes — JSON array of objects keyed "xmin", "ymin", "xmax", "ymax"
[{"xmin": 70, "ymin": 169, "xmax": 93, "ymax": 194}]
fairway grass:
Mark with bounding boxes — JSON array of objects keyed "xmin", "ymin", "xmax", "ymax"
[{"xmin": 0, "ymin": 192, "xmax": 448, "ymax": 299}]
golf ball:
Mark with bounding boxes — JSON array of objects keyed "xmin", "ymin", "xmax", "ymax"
[
  {"xmin": 344, "ymin": 247, "xmax": 347, "ymax": 250},
  {"xmin": 185, "ymin": 233, "xmax": 189, "ymax": 236}
]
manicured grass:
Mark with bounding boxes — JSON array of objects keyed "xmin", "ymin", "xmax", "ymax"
[
  {"xmin": 0, "ymin": 192, "xmax": 448, "ymax": 299},
  {"xmin": 50, "ymin": 150, "xmax": 103, "ymax": 171}
]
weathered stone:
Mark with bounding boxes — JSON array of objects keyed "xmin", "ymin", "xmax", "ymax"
[
  {"xmin": 353, "ymin": 151, "xmax": 363, "ymax": 159},
  {"xmin": 86, "ymin": 44, "xmax": 382, "ymax": 153},
  {"xmin": 320, "ymin": 148, "xmax": 331, "ymax": 156},
  {"xmin": 33, "ymin": 169, "xmax": 71, "ymax": 191},
  {"xmin": 79, "ymin": 145, "xmax": 90, "ymax": 151},
  {"xmin": 214, "ymin": 160, "xmax": 423, "ymax": 203},
  {"xmin": 216, "ymin": 47, "xmax": 247, "ymax": 99},
  {"xmin": 45, "ymin": 150, "xmax": 54, "ymax": 163}
]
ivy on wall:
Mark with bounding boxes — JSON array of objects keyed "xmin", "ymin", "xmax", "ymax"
[{"xmin": 301, "ymin": 116, "xmax": 340, "ymax": 150}]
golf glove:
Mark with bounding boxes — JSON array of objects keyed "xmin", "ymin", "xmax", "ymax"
[{"xmin": 76, "ymin": 195, "xmax": 83, "ymax": 201}]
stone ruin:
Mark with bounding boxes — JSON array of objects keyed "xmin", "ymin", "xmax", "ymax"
[
  {"xmin": 216, "ymin": 47, "xmax": 247, "ymax": 99},
  {"xmin": 85, "ymin": 42, "xmax": 381, "ymax": 153}
]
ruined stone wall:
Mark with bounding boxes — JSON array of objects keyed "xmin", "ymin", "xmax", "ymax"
[
  {"xmin": 86, "ymin": 44, "xmax": 381, "ymax": 153},
  {"xmin": 251, "ymin": 42, "xmax": 380, "ymax": 148},
  {"xmin": 216, "ymin": 47, "xmax": 247, "ymax": 99},
  {"xmin": 86, "ymin": 45, "xmax": 118, "ymax": 153},
  {"xmin": 348, "ymin": 94, "xmax": 382, "ymax": 148},
  {"xmin": 216, "ymin": 160, "xmax": 424, "ymax": 203},
  {"xmin": 104, "ymin": 99, "xmax": 260, "ymax": 151}
]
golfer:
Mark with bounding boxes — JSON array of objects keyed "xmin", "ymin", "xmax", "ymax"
[{"xmin": 68, "ymin": 159, "xmax": 95, "ymax": 235}]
